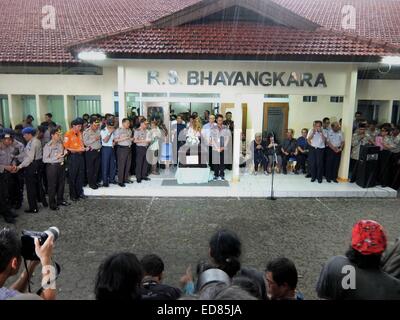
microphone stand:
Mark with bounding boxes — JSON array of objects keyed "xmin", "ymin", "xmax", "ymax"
[{"xmin": 268, "ymin": 133, "xmax": 277, "ymax": 200}]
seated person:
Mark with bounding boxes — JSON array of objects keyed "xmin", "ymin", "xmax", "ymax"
[
  {"xmin": 317, "ymin": 220, "xmax": 400, "ymax": 300},
  {"xmin": 250, "ymin": 133, "xmax": 268, "ymax": 175},
  {"xmin": 140, "ymin": 254, "xmax": 181, "ymax": 300},
  {"xmin": 281, "ymin": 129, "xmax": 298, "ymax": 175},
  {"xmin": 296, "ymin": 128, "xmax": 309, "ymax": 175},
  {"xmin": 266, "ymin": 134, "xmax": 282, "ymax": 173}
]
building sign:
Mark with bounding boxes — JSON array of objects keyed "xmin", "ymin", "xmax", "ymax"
[{"xmin": 148, "ymin": 70, "xmax": 327, "ymax": 87}]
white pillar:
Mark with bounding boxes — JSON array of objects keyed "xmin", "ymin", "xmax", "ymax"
[
  {"xmin": 232, "ymin": 98, "xmax": 242, "ymax": 183},
  {"xmin": 338, "ymin": 68, "xmax": 358, "ymax": 181},
  {"xmin": 117, "ymin": 65, "xmax": 126, "ymax": 127}
]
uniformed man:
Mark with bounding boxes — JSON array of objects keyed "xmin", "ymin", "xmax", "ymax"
[
  {"xmin": 64, "ymin": 118, "xmax": 87, "ymax": 201},
  {"xmin": 100, "ymin": 119, "xmax": 117, "ymax": 187},
  {"xmin": 307, "ymin": 120, "xmax": 327, "ymax": 183},
  {"xmin": 43, "ymin": 128, "xmax": 69, "ymax": 211},
  {"xmin": 16, "ymin": 127, "xmax": 48, "ymax": 213},
  {"xmin": 134, "ymin": 118, "xmax": 151, "ymax": 183},
  {"xmin": 0, "ymin": 130, "xmax": 18, "ymax": 223},
  {"xmin": 83, "ymin": 117, "xmax": 102, "ymax": 190},
  {"xmin": 326, "ymin": 122, "xmax": 345, "ymax": 183},
  {"xmin": 114, "ymin": 118, "xmax": 133, "ymax": 187},
  {"xmin": 4, "ymin": 129, "xmax": 25, "ymax": 209}
]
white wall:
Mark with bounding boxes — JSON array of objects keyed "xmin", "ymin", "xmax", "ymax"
[{"xmin": 357, "ymin": 80, "xmax": 400, "ymax": 100}]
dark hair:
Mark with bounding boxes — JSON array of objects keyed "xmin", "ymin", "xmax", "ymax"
[
  {"xmin": 45, "ymin": 113, "xmax": 53, "ymax": 118},
  {"xmin": 139, "ymin": 118, "xmax": 147, "ymax": 124},
  {"xmin": 266, "ymin": 257, "xmax": 298, "ymax": 290},
  {"xmin": 369, "ymin": 120, "xmax": 378, "ymax": 126},
  {"xmin": 226, "ymin": 111, "xmax": 232, "ymax": 115},
  {"xmin": 322, "ymin": 117, "xmax": 330, "ymax": 123},
  {"xmin": 345, "ymin": 247, "xmax": 382, "ymax": 269},
  {"xmin": 358, "ymin": 122, "xmax": 367, "ymax": 129},
  {"xmin": 237, "ymin": 267, "xmax": 267, "ymax": 300},
  {"xmin": 209, "ymin": 229, "xmax": 241, "ymax": 278},
  {"xmin": 95, "ymin": 252, "xmax": 143, "ymax": 300},
  {"xmin": 140, "ymin": 254, "xmax": 164, "ymax": 277},
  {"xmin": 122, "ymin": 118, "xmax": 130, "ymax": 124},
  {"xmin": 213, "ymin": 285, "xmax": 258, "ymax": 300},
  {"xmin": 0, "ymin": 228, "xmax": 21, "ymax": 273},
  {"xmin": 232, "ymin": 276, "xmax": 262, "ymax": 299},
  {"xmin": 15, "ymin": 124, "xmax": 23, "ymax": 131},
  {"xmin": 314, "ymin": 120, "xmax": 322, "ymax": 126},
  {"xmin": 355, "ymin": 111, "xmax": 362, "ymax": 115},
  {"xmin": 216, "ymin": 114, "xmax": 224, "ymax": 120},
  {"xmin": 50, "ymin": 128, "xmax": 60, "ymax": 136},
  {"xmin": 37, "ymin": 125, "xmax": 47, "ymax": 134}
]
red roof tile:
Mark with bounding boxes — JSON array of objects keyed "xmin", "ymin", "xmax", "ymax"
[
  {"xmin": 73, "ymin": 22, "xmax": 398, "ymax": 58},
  {"xmin": 272, "ymin": 0, "xmax": 400, "ymax": 46}
]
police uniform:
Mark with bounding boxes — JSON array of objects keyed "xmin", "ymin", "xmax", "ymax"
[
  {"xmin": 326, "ymin": 129, "xmax": 344, "ymax": 182},
  {"xmin": 0, "ymin": 131, "xmax": 17, "ymax": 223},
  {"xmin": 43, "ymin": 139, "xmax": 66, "ymax": 210},
  {"xmin": 64, "ymin": 118, "xmax": 86, "ymax": 201},
  {"xmin": 7, "ymin": 138, "xmax": 25, "ymax": 209},
  {"xmin": 114, "ymin": 126, "xmax": 133, "ymax": 185},
  {"xmin": 134, "ymin": 128, "xmax": 151, "ymax": 182},
  {"xmin": 83, "ymin": 123, "xmax": 102, "ymax": 189},
  {"xmin": 18, "ymin": 128, "xmax": 47, "ymax": 213}
]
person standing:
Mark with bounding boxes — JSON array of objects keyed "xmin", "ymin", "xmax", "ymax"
[
  {"xmin": 202, "ymin": 114, "xmax": 217, "ymax": 170},
  {"xmin": 211, "ymin": 114, "xmax": 230, "ymax": 181},
  {"xmin": 281, "ymin": 129, "xmax": 298, "ymax": 175},
  {"xmin": 223, "ymin": 111, "xmax": 234, "ymax": 170},
  {"xmin": 134, "ymin": 118, "xmax": 151, "ymax": 183},
  {"xmin": 114, "ymin": 118, "xmax": 133, "ymax": 187},
  {"xmin": 296, "ymin": 128, "xmax": 309, "ymax": 175},
  {"xmin": 100, "ymin": 119, "xmax": 117, "ymax": 187},
  {"xmin": 83, "ymin": 117, "xmax": 102, "ymax": 190},
  {"xmin": 350, "ymin": 123, "xmax": 374, "ymax": 182},
  {"xmin": 43, "ymin": 128, "xmax": 69, "ymax": 211},
  {"xmin": 148, "ymin": 120, "xmax": 162, "ymax": 175},
  {"xmin": 64, "ymin": 118, "xmax": 86, "ymax": 201},
  {"xmin": 307, "ymin": 120, "xmax": 327, "ymax": 183},
  {"xmin": 326, "ymin": 122, "xmax": 345, "ymax": 183},
  {"xmin": 22, "ymin": 115, "xmax": 34, "ymax": 128},
  {"xmin": 17, "ymin": 127, "xmax": 48, "ymax": 213},
  {"xmin": 0, "ymin": 131, "xmax": 18, "ymax": 223}
]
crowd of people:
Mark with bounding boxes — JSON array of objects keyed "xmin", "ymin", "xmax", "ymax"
[
  {"xmin": 1, "ymin": 219, "xmax": 400, "ymax": 300},
  {"xmin": 1, "ymin": 111, "xmax": 400, "ymax": 223}
]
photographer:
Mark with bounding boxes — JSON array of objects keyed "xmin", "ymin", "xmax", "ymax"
[{"xmin": 0, "ymin": 228, "xmax": 56, "ymax": 300}]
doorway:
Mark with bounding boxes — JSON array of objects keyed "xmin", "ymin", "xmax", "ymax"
[{"xmin": 263, "ymin": 102, "xmax": 289, "ymax": 143}]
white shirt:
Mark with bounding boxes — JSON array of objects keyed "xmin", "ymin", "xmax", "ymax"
[
  {"xmin": 307, "ymin": 129, "xmax": 326, "ymax": 149},
  {"xmin": 328, "ymin": 130, "xmax": 344, "ymax": 148},
  {"xmin": 101, "ymin": 128, "xmax": 114, "ymax": 147}
]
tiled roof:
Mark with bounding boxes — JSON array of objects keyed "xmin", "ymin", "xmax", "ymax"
[
  {"xmin": 1, "ymin": 0, "xmax": 400, "ymax": 63},
  {"xmin": 72, "ymin": 22, "xmax": 398, "ymax": 58},
  {"xmin": 272, "ymin": 0, "xmax": 400, "ymax": 46},
  {"xmin": 0, "ymin": 0, "xmax": 199, "ymax": 63}
]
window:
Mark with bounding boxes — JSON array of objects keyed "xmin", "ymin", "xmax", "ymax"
[
  {"xmin": 303, "ymin": 96, "xmax": 317, "ymax": 102},
  {"xmin": 330, "ymin": 96, "xmax": 344, "ymax": 103}
]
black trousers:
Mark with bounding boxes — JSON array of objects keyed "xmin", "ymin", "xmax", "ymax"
[
  {"xmin": 135, "ymin": 146, "xmax": 148, "ymax": 181},
  {"xmin": 0, "ymin": 172, "xmax": 13, "ymax": 217},
  {"xmin": 296, "ymin": 152, "xmax": 308, "ymax": 173},
  {"xmin": 281, "ymin": 153, "xmax": 296, "ymax": 173},
  {"xmin": 8, "ymin": 170, "xmax": 24, "ymax": 207},
  {"xmin": 68, "ymin": 153, "xmax": 85, "ymax": 199},
  {"xmin": 212, "ymin": 150, "xmax": 225, "ymax": 178},
  {"xmin": 47, "ymin": 163, "xmax": 65, "ymax": 209},
  {"xmin": 24, "ymin": 160, "xmax": 42, "ymax": 210},
  {"xmin": 117, "ymin": 146, "xmax": 132, "ymax": 183},
  {"xmin": 326, "ymin": 148, "xmax": 342, "ymax": 181},
  {"xmin": 309, "ymin": 147, "xmax": 324, "ymax": 181},
  {"xmin": 378, "ymin": 150, "xmax": 394, "ymax": 187},
  {"xmin": 85, "ymin": 149, "xmax": 101, "ymax": 188},
  {"xmin": 130, "ymin": 144, "xmax": 137, "ymax": 175}
]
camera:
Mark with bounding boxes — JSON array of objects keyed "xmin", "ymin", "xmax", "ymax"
[{"xmin": 21, "ymin": 227, "xmax": 59, "ymax": 260}]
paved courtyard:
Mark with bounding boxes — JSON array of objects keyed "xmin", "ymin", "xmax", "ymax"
[{"xmin": 2, "ymin": 196, "xmax": 400, "ymax": 300}]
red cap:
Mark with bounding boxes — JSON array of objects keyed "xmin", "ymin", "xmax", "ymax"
[{"xmin": 351, "ymin": 220, "xmax": 387, "ymax": 255}]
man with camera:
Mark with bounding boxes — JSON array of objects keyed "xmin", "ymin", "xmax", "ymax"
[{"xmin": 0, "ymin": 228, "xmax": 56, "ymax": 300}]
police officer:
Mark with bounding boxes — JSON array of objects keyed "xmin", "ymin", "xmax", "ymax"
[
  {"xmin": 43, "ymin": 128, "xmax": 69, "ymax": 211},
  {"xmin": 64, "ymin": 118, "xmax": 87, "ymax": 201},
  {"xmin": 326, "ymin": 122, "xmax": 345, "ymax": 183},
  {"xmin": 307, "ymin": 120, "xmax": 327, "ymax": 183},
  {"xmin": 0, "ymin": 130, "xmax": 18, "ymax": 223},
  {"xmin": 16, "ymin": 127, "xmax": 48, "ymax": 213},
  {"xmin": 83, "ymin": 117, "xmax": 102, "ymax": 190},
  {"xmin": 4, "ymin": 128, "xmax": 25, "ymax": 209}
]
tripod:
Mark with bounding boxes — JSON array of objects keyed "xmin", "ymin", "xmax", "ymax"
[{"xmin": 268, "ymin": 133, "xmax": 277, "ymax": 200}]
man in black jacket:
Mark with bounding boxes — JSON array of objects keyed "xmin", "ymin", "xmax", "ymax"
[{"xmin": 281, "ymin": 129, "xmax": 298, "ymax": 175}]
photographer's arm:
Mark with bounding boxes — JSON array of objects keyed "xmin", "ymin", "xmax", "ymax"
[
  {"xmin": 9, "ymin": 261, "xmax": 39, "ymax": 292},
  {"xmin": 35, "ymin": 236, "xmax": 57, "ymax": 300}
]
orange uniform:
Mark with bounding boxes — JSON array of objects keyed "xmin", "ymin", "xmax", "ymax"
[{"xmin": 64, "ymin": 129, "xmax": 84, "ymax": 152}]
